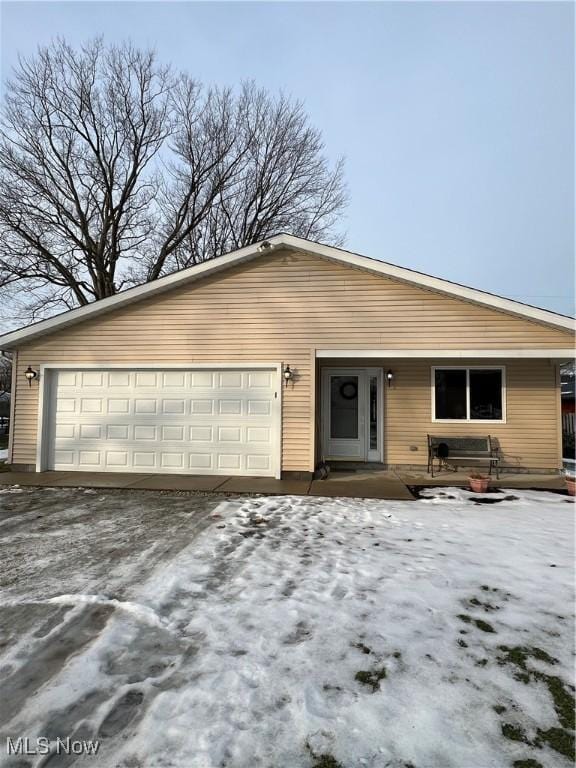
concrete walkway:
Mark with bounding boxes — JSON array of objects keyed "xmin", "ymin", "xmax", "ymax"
[
  {"xmin": 0, "ymin": 469, "xmax": 415, "ymax": 500},
  {"xmin": 0, "ymin": 467, "xmax": 566, "ymax": 499}
]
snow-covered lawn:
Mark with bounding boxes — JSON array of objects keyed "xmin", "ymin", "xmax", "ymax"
[{"xmin": 0, "ymin": 487, "xmax": 574, "ymax": 768}]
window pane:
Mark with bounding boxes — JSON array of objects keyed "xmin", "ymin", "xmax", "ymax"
[
  {"xmin": 330, "ymin": 376, "xmax": 359, "ymax": 439},
  {"xmin": 470, "ymin": 370, "xmax": 502, "ymax": 420},
  {"xmin": 369, "ymin": 376, "xmax": 378, "ymax": 450},
  {"xmin": 435, "ymin": 369, "xmax": 467, "ymax": 419}
]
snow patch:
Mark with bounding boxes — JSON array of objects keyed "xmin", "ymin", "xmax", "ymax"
[
  {"xmin": 47, "ymin": 594, "xmax": 172, "ymax": 630},
  {"xmin": 2, "ymin": 490, "xmax": 573, "ymax": 768}
]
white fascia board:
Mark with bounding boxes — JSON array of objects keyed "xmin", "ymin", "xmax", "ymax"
[
  {"xmin": 315, "ymin": 349, "xmax": 576, "ymax": 359},
  {"xmin": 39, "ymin": 362, "xmax": 280, "ymax": 369},
  {"xmin": 1, "ymin": 233, "xmax": 574, "ymax": 349}
]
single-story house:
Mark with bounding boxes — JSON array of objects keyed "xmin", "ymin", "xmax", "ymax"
[{"xmin": 1, "ymin": 234, "xmax": 574, "ymax": 478}]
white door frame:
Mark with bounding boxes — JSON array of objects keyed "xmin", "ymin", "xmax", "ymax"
[
  {"xmin": 36, "ymin": 363, "xmax": 283, "ymax": 478},
  {"xmin": 321, "ymin": 367, "xmax": 383, "ymax": 462}
]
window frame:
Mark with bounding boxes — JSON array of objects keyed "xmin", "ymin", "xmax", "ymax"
[{"xmin": 431, "ymin": 365, "xmax": 507, "ymax": 424}]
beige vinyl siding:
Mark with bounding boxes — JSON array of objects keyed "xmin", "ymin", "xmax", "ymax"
[
  {"xmin": 12, "ymin": 249, "xmax": 573, "ymax": 470},
  {"xmin": 319, "ymin": 358, "xmax": 561, "ymax": 470}
]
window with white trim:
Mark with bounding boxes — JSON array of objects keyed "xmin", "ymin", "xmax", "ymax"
[{"xmin": 433, "ymin": 367, "xmax": 504, "ymax": 421}]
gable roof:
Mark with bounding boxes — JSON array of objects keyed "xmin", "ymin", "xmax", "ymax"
[{"xmin": 0, "ymin": 233, "xmax": 574, "ymax": 349}]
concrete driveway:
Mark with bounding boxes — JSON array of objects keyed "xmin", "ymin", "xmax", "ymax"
[
  {"xmin": 0, "ymin": 486, "xmax": 573, "ymax": 768},
  {"xmin": 0, "ymin": 487, "xmax": 224, "ymax": 604},
  {"xmin": 0, "ymin": 486, "xmax": 224, "ymax": 765}
]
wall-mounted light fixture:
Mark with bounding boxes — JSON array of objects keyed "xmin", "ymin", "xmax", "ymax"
[
  {"xmin": 283, "ymin": 364, "xmax": 294, "ymax": 387},
  {"xmin": 386, "ymin": 369, "xmax": 394, "ymax": 388},
  {"xmin": 24, "ymin": 366, "xmax": 38, "ymax": 387}
]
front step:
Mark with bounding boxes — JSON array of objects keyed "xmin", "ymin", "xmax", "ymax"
[{"xmin": 327, "ymin": 462, "xmax": 387, "ymax": 473}]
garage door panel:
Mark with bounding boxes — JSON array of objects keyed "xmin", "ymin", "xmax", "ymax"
[
  {"xmin": 55, "ymin": 423, "xmax": 75, "ymax": 439},
  {"xmin": 108, "ymin": 398, "xmax": 130, "ymax": 414},
  {"xmin": 109, "ymin": 371, "xmax": 131, "ymax": 387},
  {"xmin": 133, "ymin": 452, "xmax": 157, "ymax": 469},
  {"xmin": 79, "ymin": 424, "xmax": 102, "ymax": 439},
  {"xmin": 219, "ymin": 371, "xmax": 242, "ymax": 388},
  {"xmin": 218, "ymin": 454, "xmax": 241, "ymax": 469},
  {"xmin": 248, "ymin": 400, "xmax": 271, "ymax": 415},
  {"xmin": 54, "ymin": 450, "xmax": 75, "ymax": 466},
  {"xmin": 247, "ymin": 454, "xmax": 271, "ymax": 471},
  {"xmin": 247, "ymin": 426, "xmax": 271, "ymax": 442},
  {"xmin": 191, "ymin": 371, "xmax": 214, "ymax": 387},
  {"xmin": 135, "ymin": 372, "xmax": 158, "ymax": 387},
  {"xmin": 191, "ymin": 399, "xmax": 214, "ymax": 415},
  {"xmin": 134, "ymin": 399, "xmax": 157, "ymax": 414},
  {"xmin": 79, "ymin": 450, "xmax": 101, "ymax": 467},
  {"xmin": 134, "ymin": 425, "xmax": 157, "ymax": 440},
  {"xmin": 188, "ymin": 453, "xmax": 213, "ymax": 469},
  {"xmin": 108, "ymin": 425, "xmax": 129, "ymax": 440},
  {"xmin": 54, "ymin": 428, "xmax": 274, "ymax": 449},
  {"xmin": 219, "ymin": 399, "xmax": 242, "ymax": 415},
  {"xmin": 162, "ymin": 371, "xmax": 186, "ymax": 387},
  {"xmin": 57, "ymin": 398, "xmax": 76, "ymax": 413},
  {"xmin": 48, "ymin": 368, "xmax": 278, "ymax": 476},
  {"xmin": 162, "ymin": 399, "xmax": 186, "ymax": 414},
  {"xmin": 162, "ymin": 425, "xmax": 185, "ymax": 441},
  {"xmin": 190, "ymin": 425, "xmax": 212, "ymax": 441},
  {"xmin": 160, "ymin": 452, "xmax": 184, "ymax": 469},
  {"xmin": 107, "ymin": 451, "xmax": 129, "ymax": 467},
  {"xmin": 58, "ymin": 372, "xmax": 78, "ymax": 387},
  {"xmin": 248, "ymin": 371, "xmax": 273, "ymax": 388},
  {"xmin": 82, "ymin": 372, "xmax": 104, "ymax": 387}
]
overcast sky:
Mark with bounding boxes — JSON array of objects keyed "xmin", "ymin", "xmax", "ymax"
[{"xmin": 1, "ymin": 0, "xmax": 574, "ymax": 316}]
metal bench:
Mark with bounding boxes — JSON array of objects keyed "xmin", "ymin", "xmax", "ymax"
[{"xmin": 427, "ymin": 435, "xmax": 500, "ymax": 478}]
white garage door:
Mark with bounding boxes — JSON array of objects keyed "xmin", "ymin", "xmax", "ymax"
[{"xmin": 46, "ymin": 368, "xmax": 279, "ymax": 476}]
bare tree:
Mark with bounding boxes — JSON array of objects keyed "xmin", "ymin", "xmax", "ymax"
[
  {"xmin": 0, "ymin": 39, "xmax": 347, "ymax": 318},
  {"xmin": 0, "ymin": 354, "xmax": 11, "ymax": 394},
  {"xmin": 0, "ymin": 39, "xmax": 172, "ymax": 310}
]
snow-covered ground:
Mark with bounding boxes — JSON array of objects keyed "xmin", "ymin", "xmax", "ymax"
[{"xmin": 0, "ymin": 487, "xmax": 574, "ymax": 768}]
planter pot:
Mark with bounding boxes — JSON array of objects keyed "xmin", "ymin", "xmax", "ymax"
[
  {"xmin": 566, "ymin": 477, "xmax": 576, "ymax": 497},
  {"xmin": 469, "ymin": 476, "xmax": 490, "ymax": 493}
]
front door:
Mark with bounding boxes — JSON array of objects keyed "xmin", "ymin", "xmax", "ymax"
[{"xmin": 321, "ymin": 368, "xmax": 382, "ymax": 461}]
